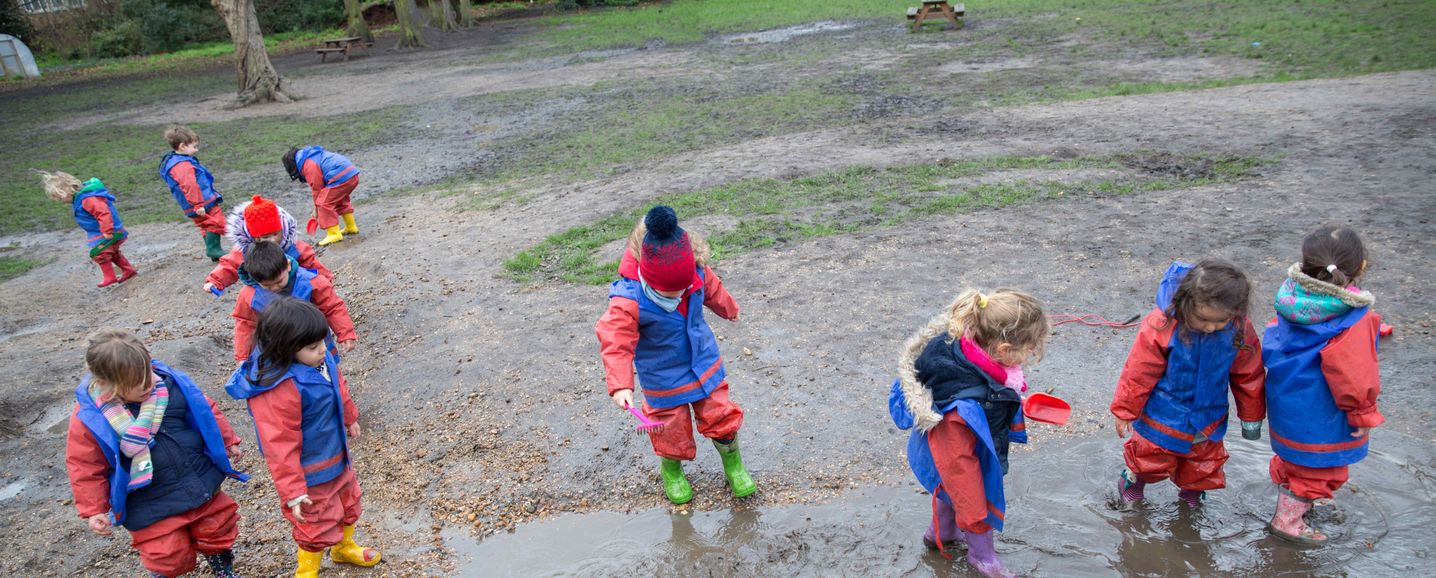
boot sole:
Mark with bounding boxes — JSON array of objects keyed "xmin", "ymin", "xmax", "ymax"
[{"xmin": 1267, "ymin": 522, "xmax": 1327, "ymax": 546}]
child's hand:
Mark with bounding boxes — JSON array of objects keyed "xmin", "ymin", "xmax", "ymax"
[
  {"xmin": 226, "ymin": 443, "xmax": 243, "ymax": 461},
  {"xmin": 203, "ymin": 282, "xmax": 217, "ymax": 294},
  {"xmin": 347, "ymin": 422, "xmax": 361, "ymax": 439},
  {"xmin": 290, "ymin": 496, "xmax": 314, "ymax": 523},
  {"xmin": 612, "ymin": 389, "xmax": 634, "ymax": 410},
  {"xmin": 86, "ymin": 514, "xmax": 112, "ymax": 536},
  {"xmin": 340, "ymin": 340, "xmax": 357, "ymax": 354},
  {"xmin": 1114, "ymin": 418, "xmax": 1133, "ymax": 438},
  {"xmin": 1352, "ymin": 426, "xmax": 1373, "ymax": 438}
]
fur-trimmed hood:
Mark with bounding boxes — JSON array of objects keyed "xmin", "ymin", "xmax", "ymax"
[
  {"xmin": 1286, "ymin": 263, "xmax": 1374, "ymax": 308},
  {"xmin": 225, "ymin": 199, "xmax": 298, "ymax": 251},
  {"xmin": 895, "ymin": 313, "xmax": 951, "ymax": 432}
]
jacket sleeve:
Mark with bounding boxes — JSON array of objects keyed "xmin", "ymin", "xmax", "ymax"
[
  {"xmin": 207, "ymin": 396, "xmax": 242, "ymax": 448},
  {"xmin": 701, "ymin": 265, "xmax": 740, "ymax": 320},
  {"xmin": 1110, "ymin": 310, "xmax": 1171, "ymax": 421},
  {"xmin": 595, "ymin": 298, "xmax": 639, "ymax": 395},
  {"xmin": 295, "ymin": 242, "xmax": 333, "ymax": 281},
  {"xmin": 246, "ymin": 380, "xmax": 309, "ymax": 503},
  {"xmin": 80, "ymin": 196, "xmax": 115, "ymax": 235},
  {"xmin": 310, "ymin": 277, "xmax": 357, "ymax": 343},
  {"xmin": 336, "ymin": 365, "xmax": 359, "ymax": 426},
  {"xmin": 206, "ymin": 248, "xmax": 243, "ymax": 290},
  {"xmin": 1321, "ymin": 313, "xmax": 1383, "ymax": 427},
  {"xmin": 232, "ymin": 290, "xmax": 257, "ymax": 361},
  {"xmin": 301, "ymin": 159, "xmax": 327, "ymax": 198},
  {"xmin": 65, "ymin": 411, "xmax": 111, "ymax": 519},
  {"xmin": 1228, "ymin": 318, "xmax": 1267, "ymax": 421},
  {"xmin": 927, "ymin": 412, "xmax": 993, "ymax": 534},
  {"xmin": 168, "ymin": 162, "xmax": 205, "ymax": 208}
]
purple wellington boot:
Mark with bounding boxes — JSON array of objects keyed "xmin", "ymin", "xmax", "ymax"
[
  {"xmin": 923, "ymin": 496, "xmax": 965, "ymax": 551},
  {"xmin": 963, "ymin": 529, "xmax": 1016, "ymax": 578}
]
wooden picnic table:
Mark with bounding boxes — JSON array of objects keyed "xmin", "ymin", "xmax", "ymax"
[
  {"xmin": 907, "ymin": 0, "xmax": 965, "ymax": 32},
  {"xmin": 316, "ymin": 36, "xmax": 369, "ymax": 62}
]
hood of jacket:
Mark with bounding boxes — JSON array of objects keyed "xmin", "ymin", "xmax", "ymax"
[
  {"xmin": 894, "ymin": 312, "xmax": 1017, "ymax": 432},
  {"xmin": 1274, "ymin": 262, "xmax": 1375, "ymax": 325},
  {"xmin": 226, "ymin": 199, "xmax": 298, "ymax": 251},
  {"xmin": 1155, "ymin": 261, "xmax": 1193, "ymax": 312}
]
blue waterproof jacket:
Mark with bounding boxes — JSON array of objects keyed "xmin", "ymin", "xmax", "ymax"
[
  {"xmin": 158, "ymin": 152, "xmax": 221, "ymax": 217},
  {"xmin": 72, "ymin": 180, "xmax": 125, "ymax": 248},
  {"xmin": 607, "ymin": 267, "xmax": 725, "ymax": 409},
  {"xmin": 72, "ymin": 360, "xmax": 247, "ymax": 529},
  {"xmin": 226, "ymin": 334, "xmax": 349, "ymax": 488},
  {"xmin": 294, "ymin": 146, "xmax": 360, "ymax": 188},
  {"xmin": 1264, "ymin": 307, "xmax": 1375, "ymax": 467}
]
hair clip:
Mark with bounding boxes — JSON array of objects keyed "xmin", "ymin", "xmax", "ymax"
[
  {"xmin": 1326, "ymin": 264, "xmax": 1338, "ymax": 273},
  {"xmin": 978, "ymin": 294, "xmax": 989, "ymax": 309}
]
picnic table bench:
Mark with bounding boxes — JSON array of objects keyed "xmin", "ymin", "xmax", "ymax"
[
  {"xmin": 316, "ymin": 36, "xmax": 370, "ymax": 62},
  {"xmin": 908, "ymin": 0, "xmax": 965, "ymax": 32}
]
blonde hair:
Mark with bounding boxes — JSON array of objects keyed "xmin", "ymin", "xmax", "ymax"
[
  {"xmin": 38, "ymin": 170, "xmax": 82, "ymax": 202},
  {"xmin": 165, "ymin": 125, "xmax": 198, "ymax": 150},
  {"xmin": 624, "ymin": 217, "xmax": 710, "ymax": 267},
  {"xmin": 946, "ymin": 288, "xmax": 1048, "ymax": 361},
  {"xmin": 85, "ymin": 329, "xmax": 152, "ymax": 395}
]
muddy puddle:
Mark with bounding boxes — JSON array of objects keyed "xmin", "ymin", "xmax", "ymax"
[
  {"xmin": 447, "ymin": 431, "xmax": 1434, "ymax": 576},
  {"xmin": 719, "ymin": 21, "xmax": 858, "ymax": 45}
]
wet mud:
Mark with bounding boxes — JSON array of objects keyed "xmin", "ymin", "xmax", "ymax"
[{"xmin": 455, "ymin": 435, "xmax": 1436, "ymax": 577}]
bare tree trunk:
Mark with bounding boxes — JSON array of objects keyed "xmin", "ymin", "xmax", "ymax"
[
  {"xmin": 210, "ymin": 0, "xmax": 292, "ymax": 105},
  {"xmin": 343, "ymin": 0, "xmax": 373, "ymax": 43},
  {"xmin": 394, "ymin": 0, "xmax": 426, "ymax": 48},
  {"xmin": 430, "ymin": 0, "xmax": 457, "ymax": 32},
  {"xmin": 457, "ymin": 0, "xmax": 474, "ymax": 28}
]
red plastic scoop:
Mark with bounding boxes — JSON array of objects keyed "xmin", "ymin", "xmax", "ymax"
[{"xmin": 1023, "ymin": 392, "xmax": 1071, "ymax": 425}]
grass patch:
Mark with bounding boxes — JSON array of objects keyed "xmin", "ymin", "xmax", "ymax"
[
  {"xmin": 0, "ymin": 255, "xmax": 47, "ymax": 283},
  {"xmin": 0, "ymin": 108, "xmax": 401, "ymax": 236},
  {"xmin": 505, "ymin": 152, "xmax": 1267, "ymax": 284},
  {"xmin": 477, "ymin": 84, "xmax": 853, "ymax": 187}
]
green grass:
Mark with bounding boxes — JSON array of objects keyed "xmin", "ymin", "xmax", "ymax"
[
  {"xmin": 484, "ymin": 85, "xmax": 852, "ymax": 185},
  {"xmin": 0, "ymin": 255, "xmax": 46, "ymax": 283},
  {"xmin": 0, "ymin": 108, "xmax": 401, "ymax": 236},
  {"xmin": 504, "ymin": 152, "xmax": 1267, "ymax": 284}
]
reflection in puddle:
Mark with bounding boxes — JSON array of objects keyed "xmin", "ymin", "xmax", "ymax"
[{"xmin": 449, "ymin": 430, "xmax": 1435, "ymax": 576}]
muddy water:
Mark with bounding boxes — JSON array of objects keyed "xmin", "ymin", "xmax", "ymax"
[{"xmin": 449, "ymin": 430, "xmax": 1434, "ymax": 577}]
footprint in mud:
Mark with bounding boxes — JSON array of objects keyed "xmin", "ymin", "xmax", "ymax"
[{"xmin": 449, "ymin": 427, "xmax": 1435, "ymax": 577}]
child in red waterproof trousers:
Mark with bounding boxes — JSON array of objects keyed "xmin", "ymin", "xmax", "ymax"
[
  {"xmin": 595, "ymin": 206, "xmax": 755, "ymax": 504},
  {"xmin": 1262, "ymin": 227, "xmax": 1383, "ymax": 544},
  {"xmin": 203, "ymin": 195, "xmax": 333, "ymax": 295},
  {"xmin": 41, "ymin": 171, "xmax": 137, "ymax": 287},
  {"xmin": 283, "ymin": 146, "xmax": 362, "ymax": 247},
  {"xmin": 1111, "ymin": 260, "xmax": 1266, "ymax": 509},
  {"xmin": 159, "ymin": 126, "xmax": 227, "ymax": 261},
  {"xmin": 888, "ymin": 288, "xmax": 1049, "ymax": 578},
  {"xmin": 232, "ymin": 241, "xmax": 356, "ymax": 362},
  {"xmin": 225, "ymin": 297, "xmax": 380, "ymax": 577},
  {"xmin": 66, "ymin": 330, "xmax": 247, "ymax": 578}
]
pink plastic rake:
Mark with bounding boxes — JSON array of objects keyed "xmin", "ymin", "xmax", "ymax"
[{"xmin": 626, "ymin": 403, "xmax": 664, "ymax": 432}]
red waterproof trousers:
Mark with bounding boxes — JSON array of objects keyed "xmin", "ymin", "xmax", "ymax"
[
  {"xmin": 128, "ymin": 491, "xmax": 239, "ymax": 577},
  {"xmin": 1269, "ymin": 455, "xmax": 1348, "ymax": 501},
  {"xmin": 190, "ymin": 208, "xmax": 227, "ymax": 235},
  {"xmin": 642, "ymin": 381, "xmax": 743, "ymax": 461},
  {"xmin": 1123, "ymin": 432, "xmax": 1229, "ymax": 491},
  {"xmin": 281, "ymin": 467, "xmax": 364, "ymax": 552}
]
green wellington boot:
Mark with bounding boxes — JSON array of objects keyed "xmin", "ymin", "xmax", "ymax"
[
  {"xmin": 660, "ymin": 458, "xmax": 694, "ymax": 504},
  {"xmin": 713, "ymin": 438, "xmax": 757, "ymax": 498},
  {"xmin": 203, "ymin": 232, "xmax": 225, "ymax": 261}
]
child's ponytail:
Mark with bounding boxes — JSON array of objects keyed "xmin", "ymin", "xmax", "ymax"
[
  {"xmin": 945, "ymin": 287, "xmax": 1048, "ymax": 361},
  {"xmin": 1300, "ymin": 226, "xmax": 1367, "ymax": 288}
]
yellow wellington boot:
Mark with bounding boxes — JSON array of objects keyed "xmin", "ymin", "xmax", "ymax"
[
  {"xmin": 318, "ymin": 225, "xmax": 344, "ymax": 247},
  {"xmin": 340, "ymin": 213, "xmax": 360, "ymax": 235},
  {"xmin": 295, "ymin": 548, "xmax": 323, "ymax": 578},
  {"xmin": 330, "ymin": 524, "xmax": 381, "ymax": 567}
]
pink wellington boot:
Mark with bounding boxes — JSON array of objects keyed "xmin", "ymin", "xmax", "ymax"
[
  {"xmin": 923, "ymin": 495, "xmax": 965, "ymax": 551},
  {"xmin": 963, "ymin": 529, "xmax": 1016, "ymax": 578},
  {"xmin": 1268, "ymin": 489, "xmax": 1327, "ymax": 545}
]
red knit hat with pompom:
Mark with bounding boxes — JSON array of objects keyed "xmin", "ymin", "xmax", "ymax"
[
  {"xmin": 243, "ymin": 195, "xmax": 282, "ymax": 238},
  {"xmin": 638, "ymin": 206, "xmax": 696, "ymax": 292}
]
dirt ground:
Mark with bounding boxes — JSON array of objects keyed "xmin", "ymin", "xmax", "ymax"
[{"xmin": 1, "ymin": 14, "xmax": 1434, "ymax": 578}]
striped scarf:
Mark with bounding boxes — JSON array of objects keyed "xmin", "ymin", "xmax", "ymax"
[{"xmin": 88, "ymin": 376, "xmax": 169, "ymax": 491}]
